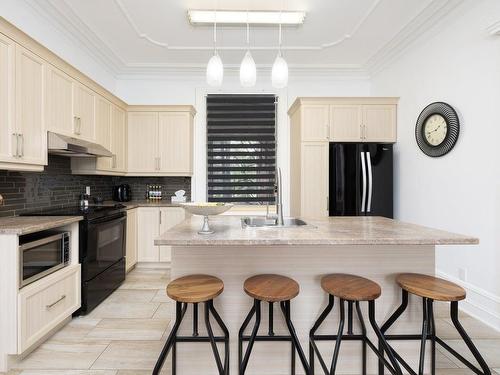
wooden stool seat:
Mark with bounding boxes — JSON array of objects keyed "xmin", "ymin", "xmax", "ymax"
[
  {"xmin": 321, "ymin": 274, "xmax": 381, "ymax": 301},
  {"xmin": 167, "ymin": 274, "xmax": 224, "ymax": 303},
  {"xmin": 244, "ymin": 274, "xmax": 299, "ymax": 302},
  {"xmin": 396, "ymin": 273, "xmax": 466, "ymax": 302}
]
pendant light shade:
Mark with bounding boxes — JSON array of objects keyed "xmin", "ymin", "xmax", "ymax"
[
  {"xmin": 240, "ymin": 50, "xmax": 257, "ymax": 87},
  {"xmin": 272, "ymin": 53, "xmax": 288, "ymax": 88},
  {"xmin": 206, "ymin": 52, "xmax": 223, "ymax": 87}
]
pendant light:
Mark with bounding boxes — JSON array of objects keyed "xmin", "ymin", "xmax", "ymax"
[
  {"xmin": 272, "ymin": 12, "xmax": 288, "ymax": 88},
  {"xmin": 206, "ymin": 10, "xmax": 223, "ymax": 87},
  {"xmin": 239, "ymin": 12, "xmax": 256, "ymax": 87}
]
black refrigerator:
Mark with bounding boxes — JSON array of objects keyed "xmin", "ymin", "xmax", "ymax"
[{"xmin": 329, "ymin": 143, "xmax": 393, "ymax": 218}]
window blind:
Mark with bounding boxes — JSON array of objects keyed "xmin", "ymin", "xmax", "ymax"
[{"xmin": 207, "ymin": 94, "xmax": 277, "ymax": 204}]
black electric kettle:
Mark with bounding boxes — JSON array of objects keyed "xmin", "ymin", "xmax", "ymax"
[{"xmin": 113, "ymin": 184, "xmax": 131, "ymax": 202}]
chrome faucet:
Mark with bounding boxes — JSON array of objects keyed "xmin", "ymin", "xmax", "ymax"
[{"xmin": 275, "ymin": 167, "xmax": 284, "ymax": 226}]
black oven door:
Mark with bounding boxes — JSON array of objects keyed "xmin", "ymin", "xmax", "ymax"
[{"xmin": 81, "ymin": 213, "xmax": 126, "ymax": 282}]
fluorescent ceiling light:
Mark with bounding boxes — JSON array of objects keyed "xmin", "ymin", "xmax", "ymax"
[{"xmin": 188, "ymin": 10, "xmax": 306, "ymax": 25}]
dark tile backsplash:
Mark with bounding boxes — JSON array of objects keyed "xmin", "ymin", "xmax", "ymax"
[{"xmin": 0, "ymin": 155, "xmax": 191, "ymax": 217}]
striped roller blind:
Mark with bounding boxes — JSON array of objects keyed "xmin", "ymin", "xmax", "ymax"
[{"xmin": 207, "ymin": 94, "xmax": 277, "ymax": 204}]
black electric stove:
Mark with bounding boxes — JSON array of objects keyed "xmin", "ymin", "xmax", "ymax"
[{"xmin": 22, "ymin": 204, "xmax": 127, "ymax": 315}]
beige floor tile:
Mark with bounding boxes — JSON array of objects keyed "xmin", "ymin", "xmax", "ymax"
[
  {"xmin": 439, "ymin": 339, "xmax": 500, "ymax": 368},
  {"xmin": 119, "ymin": 279, "xmax": 168, "ymax": 290},
  {"xmin": 437, "ymin": 317, "xmax": 500, "ymax": 340},
  {"xmin": 49, "ymin": 317, "xmax": 102, "ymax": 342},
  {"xmin": 494, "ymin": 368, "xmax": 500, "ymax": 374},
  {"xmin": 19, "ymin": 371, "xmax": 117, "ymax": 375},
  {"xmin": 105, "ymin": 289, "xmax": 158, "ymax": 303},
  {"xmin": 87, "ymin": 319, "xmax": 169, "ymax": 340},
  {"xmin": 436, "ymin": 369, "xmax": 494, "ymax": 374},
  {"xmin": 152, "ymin": 303, "xmax": 174, "ymax": 320},
  {"xmin": 91, "ymin": 341, "xmax": 169, "ymax": 371},
  {"xmin": 88, "ymin": 302, "xmax": 161, "ymax": 319},
  {"xmin": 14, "ymin": 342, "xmax": 109, "ymax": 370},
  {"xmin": 151, "ymin": 289, "xmax": 170, "ymax": 303}
]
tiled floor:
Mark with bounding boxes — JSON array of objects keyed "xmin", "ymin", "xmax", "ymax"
[{"xmin": 4, "ymin": 267, "xmax": 500, "ymax": 375}]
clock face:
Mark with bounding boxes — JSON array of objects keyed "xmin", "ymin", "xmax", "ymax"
[{"xmin": 424, "ymin": 114, "xmax": 448, "ymax": 146}]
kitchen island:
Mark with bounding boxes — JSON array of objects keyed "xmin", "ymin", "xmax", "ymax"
[{"xmin": 155, "ymin": 216, "xmax": 477, "ymax": 375}]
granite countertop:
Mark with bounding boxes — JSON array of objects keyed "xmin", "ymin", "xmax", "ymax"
[
  {"xmin": 105, "ymin": 200, "xmax": 183, "ymax": 209},
  {"xmin": 0, "ymin": 216, "xmax": 83, "ymax": 235},
  {"xmin": 155, "ymin": 216, "xmax": 478, "ymax": 246}
]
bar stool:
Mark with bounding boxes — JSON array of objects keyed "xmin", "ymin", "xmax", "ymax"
[
  {"xmin": 379, "ymin": 273, "xmax": 491, "ymax": 375},
  {"xmin": 309, "ymin": 274, "xmax": 402, "ymax": 375},
  {"xmin": 238, "ymin": 274, "xmax": 310, "ymax": 375},
  {"xmin": 153, "ymin": 274, "xmax": 229, "ymax": 375}
]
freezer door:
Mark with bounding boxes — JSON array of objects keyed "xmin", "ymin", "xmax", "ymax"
[
  {"xmin": 329, "ymin": 143, "xmax": 362, "ymax": 216},
  {"xmin": 364, "ymin": 144, "xmax": 393, "ymax": 218}
]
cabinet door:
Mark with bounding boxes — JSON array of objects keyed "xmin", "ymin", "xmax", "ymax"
[
  {"xmin": 95, "ymin": 96, "xmax": 112, "ymax": 170},
  {"xmin": 46, "ymin": 65, "xmax": 73, "ymax": 136},
  {"xmin": 15, "ymin": 45, "xmax": 46, "ymax": 165},
  {"xmin": 73, "ymin": 83, "xmax": 95, "ymax": 141},
  {"xmin": 0, "ymin": 34, "xmax": 16, "ymax": 162},
  {"xmin": 362, "ymin": 105, "xmax": 397, "ymax": 143},
  {"xmin": 329, "ymin": 105, "xmax": 362, "ymax": 142},
  {"xmin": 127, "ymin": 112, "xmax": 158, "ymax": 173},
  {"xmin": 301, "ymin": 105, "xmax": 329, "ymax": 141},
  {"xmin": 301, "ymin": 142, "xmax": 329, "ymax": 218},
  {"xmin": 111, "ymin": 105, "xmax": 127, "ymax": 172},
  {"xmin": 159, "ymin": 207, "xmax": 185, "ymax": 262},
  {"xmin": 126, "ymin": 208, "xmax": 138, "ymax": 271},
  {"xmin": 158, "ymin": 112, "xmax": 192, "ymax": 175},
  {"xmin": 137, "ymin": 207, "xmax": 160, "ymax": 262}
]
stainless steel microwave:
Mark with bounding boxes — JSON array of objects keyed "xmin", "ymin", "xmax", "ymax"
[{"xmin": 19, "ymin": 231, "xmax": 70, "ymax": 288}]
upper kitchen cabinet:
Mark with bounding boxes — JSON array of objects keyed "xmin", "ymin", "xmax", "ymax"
[
  {"xmin": 73, "ymin": 82, "xmax": 96, "ymax": 142},
  {"xmin": 95, "ymin": 96, "xmax": 112, "ymax": 170},
  {"xmin": 288, "ymin": 97, "xmax": 399, "ymax": 144},
  {"xmin": 0, "ymin": 33, "xmax": 16, "ymax": 165},
  {"xmin": 127, "ymin": 106, "xmax": 195, "ymax": 176},
  {"xmin": 13, "ymin": 44, "xmax": 46, "ymax": 167},
  {"xmin": 46, "ymin": 65, "xmax": 74, "ymax": 136},
  {"xmin": 111, "ymin": 105, "xmax": 127, "ymax": 172}
]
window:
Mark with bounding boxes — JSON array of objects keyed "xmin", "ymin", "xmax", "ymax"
[{"xmin": 207, "ymin": 94, "xmax": 277, "ymax": 204}]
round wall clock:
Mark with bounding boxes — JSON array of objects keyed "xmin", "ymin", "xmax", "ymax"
[{"xmin": 415, "ymin": 102, "xmax": 460, "ymax": 157}]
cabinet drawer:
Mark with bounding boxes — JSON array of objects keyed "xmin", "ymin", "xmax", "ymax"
[{"xmin": 18, "ymin": 265, "xmax": 81, "ymax": 353}]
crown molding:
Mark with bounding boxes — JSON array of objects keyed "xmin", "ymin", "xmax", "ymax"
[
  {"xmin": 487, "ymin": 21, "xmax": 500, "ymax": 36},
  {"xmin": 364, "ymin": 0, "xmax": 465, "ymax": 75}
]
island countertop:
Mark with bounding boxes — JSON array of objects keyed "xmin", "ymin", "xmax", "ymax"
[{"xmin": 155, "ymin": 215, "xmax": 478, "ymax": 246}]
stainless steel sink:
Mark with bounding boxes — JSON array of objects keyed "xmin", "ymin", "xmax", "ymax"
[{"xmin": 241, "ymin": 216, "xmax": 308, "ymax": 228}]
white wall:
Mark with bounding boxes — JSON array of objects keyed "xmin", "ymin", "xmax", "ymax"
[
  {"xmin": 116, "ymin": 72, "xmax": 370, "ymax": 212},
  {"xmin": 0, "ymin": 0, "xmax": 116, "ymax": 91},
  {"xmin": 371, "ymin": 0, "xmax": 500, "ymax": 328}
]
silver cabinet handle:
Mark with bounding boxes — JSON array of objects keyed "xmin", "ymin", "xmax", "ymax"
[
  {"xmin": 159, "ymin": 210, "xmax": 162, "ymax": 225},
  {"xmin": 325, "ymin": 123, "xmax": 329, "ymax": 140},
  {"xmin": 46, "ymin": 295, "xmax": 66, "ymax": 309},
  {"xmin": 360, "ymin": 152, "xmax": 367, "ymax": 213},
  {"xmin": 366, "ymin": 151, "xmax": 373, "ymax": 213},
  {"xmin": 78, "ymin": 117, "xmax": 82, "ymax": 135},
  {"xmin": 12, "ymin": 133, "xmax": 18, "ymax": 157},
  {"xmin": 73, "ymin": 116, "xmax": 82, "ymax": 135},
  {"xmin": 19, "ymin": 134, "xmax": 24, "ymax": 157}
]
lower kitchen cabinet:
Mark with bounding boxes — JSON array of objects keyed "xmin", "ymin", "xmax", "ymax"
[
  {"xmin": 125, "ymin": 208, "xmax": 138, "ymax": 271},
  {"xmin": 137, "ymin": 206, "xmax": 185, "ymax": 263}
]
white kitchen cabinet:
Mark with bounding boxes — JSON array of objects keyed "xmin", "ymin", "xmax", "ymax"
[
  {"xmin": 137, "ymin": 206, "xmax": 186, "ymax": 263},
  {"xmin": 0, "ymin": 33, "xmax": 16, "ymax": 164},
  {"xmin": 159, "ymin": 207, "xmax": 185, "ymax": 262},
  {"xmin": 95, "ymin": 95, "xmax": 112, "ymax": 171},
  {"xmin": 127, "ymin": 106, "xmax": 195, "ymax": 176},
  {"xmin": 14, "ymin": 44, "xmax": 46, "ymax": 166},
  {"xmin": 301, "ymin": 105, "xmax": 330, "ymax": 142},
  {"xmin": 111, "ymin": 105, "xmax": 127, "ymax": 172},
  {"xmin": 126, "ymin": 208, "xmax": 138, "ymax": 271},
  {"xmin": 329, "ymin": 105, "xmax": 362, "ymax": 142},
  {"xmin": 46, "ymin": 65, "xmax": 74, "ymax": 136},
  {"xmin": 300, "ymin": 142, "xmax": 329, "ymax": 218},
  {"xmin": 362, "ymin": 104, "xmax": 397, "ymax": 142},
  {"xmin": 73, "ymin": 82, "xmax": 95, "ymax": 141}
]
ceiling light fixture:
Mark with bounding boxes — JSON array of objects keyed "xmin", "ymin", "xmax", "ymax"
[
  {"xmin": 239, "ymin": 12, "xmax": 256, "ymax": 87},
  {"xmin": 271, "ymin": 12, "xmax": 288, "ymax": 88},
  {"xmin": 206, "ymin": 10, "xmax": 223, "ymax": 86},
  {"xmin": 188, "ymin": 10, "xmax": 305, "ymax": 25}
]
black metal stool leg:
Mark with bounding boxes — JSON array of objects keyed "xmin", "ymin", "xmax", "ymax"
[
  {"xmin": 238, "ymin": 303, "xmax": 256, "ymax": 373},
  {"xmin": 330, "ymin": 298, "xmax": 345, "ymax": 374},
  {"xmin": 153, "ymin": 302, "xmax": 187, "ymax": 375},
  {"xmin": 418, "ymin": 298, "xmax": 429, "ymax": 375},
  {"xmin": 281, "ymin": 300, "xmax": 310, "ymax": 375},
  {"xmin": 205, "ymin": 301, "xmax": 225, "ymax": 375},
  {"xmin": 172, "ymin": 341, "xmax": 177, "ymax": 375},
  {"xmin": 240, "ymin": 299, "xmax": 261, "ymax": 375},
  {"xmin": 309, "ymin": 295, "xmax": 334, "ymax": 375},
  {"xmin": 428, "ymin": 299, "xmax": 436, "ymax": 375},
  {"xmin": 368, "ymin": 300, "xmax": 402, "ymax": 375},
  {"xmin": 355, "ymin": 301, "xmax": 367, "ymax": 375},
  {"xmin": 208, "ymin": 300, "xmax": 230, "ymax": 375}
]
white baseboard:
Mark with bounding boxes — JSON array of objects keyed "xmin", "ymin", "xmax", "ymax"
[{"xmin": 437, "ymin": 270, "xmax": 500, "ymax": 331}]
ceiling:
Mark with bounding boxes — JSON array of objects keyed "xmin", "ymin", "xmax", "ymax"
[{"xmin": 26, "ymin": 0, "xmax": 462, "ymax": 77}]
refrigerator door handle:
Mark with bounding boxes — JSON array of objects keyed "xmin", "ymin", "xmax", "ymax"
[
  {"xmin": 360, "ymin": 151, "xmax": 367, "ymax": 213},
  {"xmin": 366, "ymin": 151, "xmax": 373, "ymax": 213}
]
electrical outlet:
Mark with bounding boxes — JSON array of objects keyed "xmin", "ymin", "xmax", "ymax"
[
  {"xmin": 458, "ymin": 268, "xmax": 468, "ymax": 282},
  {"xmin": 0, "ymin": 193, "xmax": 4, "ymax": 206},
  {"xmin": 86, "ymin": 186, "xmax": 91, "ymax": 195}
]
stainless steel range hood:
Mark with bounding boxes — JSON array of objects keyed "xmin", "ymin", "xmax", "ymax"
[{"xmin": 48, "ymin": 132, "xmax": 113, "ymax": 158}]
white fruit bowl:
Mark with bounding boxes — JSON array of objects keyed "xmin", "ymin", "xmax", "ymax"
[{"xmin": 180, "ymin": 202, "xmax": 233, "ymax": 234}]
